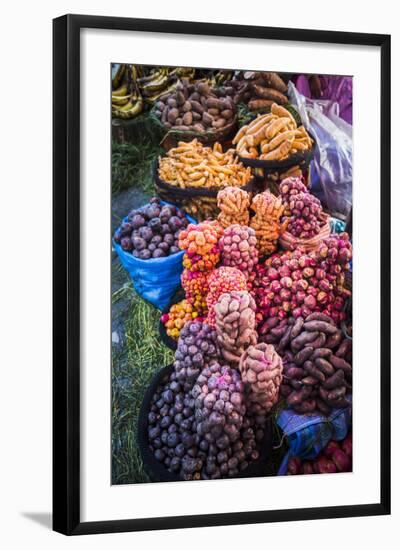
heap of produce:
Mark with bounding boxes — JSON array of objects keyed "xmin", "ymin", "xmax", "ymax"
[
  {"xmin": 206, "ymin": 267, "xmax": 248, "ymax": 327},
  {"xmin": 137, "ymin": 66, "xmax": 195, "ymax": 105},
  {"xmin": 279, "ymin": 177, "xmax": 328, "ymax": 245},
  {"xmin": 233, "ymin": 103, "xmax": 313, "ymax": 160},
  {"xmin": 158, "ymin": 140, "xmax": 252, "ymax": 189},
  {"xmin": 161, "ymin": 299, "xmax": 202, "ymax": 339},
  {"xmin": 279, "ymin": 176, "xmax": 308, "ymax": 204},
  {"xmin": 112, "ymin": 64, "xmax": 144, "ymax": 119},
  {"xmin": 173, "ymin": 321, "xmax": 220, "ymax": 391},
  {"xmin": 113, "ymin": 197, "xmax": 188, "ymax": 259},
  {"xmin": 153, "ymin": 80, "xmax": 236, "ymax": 133},
  {"xmin": 286, "ymin": 433, "xmax": 352, "ymax": 475},
  {"xmin": 219, "ymin": 225, "xmax": 259, "ymax": 279},
  {"xmin": 250, "ymin": 191, "xmax": 288, "ymax": 256},
  {"xmin": 192, "ymin": 362, "xmax": 260, "ymax": 478},
  {"xmin": 181, "ymin": 270, "xmax": 210, "ymax": 316},
  {"xmin": 215, "ymin": 291, "xmax": 257, "ymax": 365},
  {"xmin": 253, "ymin": 234, "xmax": 352, "ymax": 327},
  {"xmin": 270, "ymin": 313, "xmax": 352, "ymax": 414},
  {"xmin": 239, "ymin": 343, "xmax": 283, "ymax": 425},
  {"xmin": 217, "ymin": 187, "xmax": 251, "ymax": 229},
  {"xmin": 148, "ymin": 361, "xmax": 261, "ymax": 480},
  {"xmin": 215, "ymin": 72, "xmax": 289, "ymax": 111},
  {"xmin": 179, "ymin": 221, "xmax": 221, "ymax": 259}
]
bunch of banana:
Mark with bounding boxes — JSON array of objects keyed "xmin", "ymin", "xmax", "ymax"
[
  {"xmin": 138, "ymin": 66, "xmax": 195, "ymax": 105},
  {"xmin": 112, "ymin": 65, "xmax": 144, "ymax": 119}
]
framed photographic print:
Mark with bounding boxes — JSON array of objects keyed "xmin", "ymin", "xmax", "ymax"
[{"xmin": 53, "ymin": 14, "xmax": 391, "ymax": 535}]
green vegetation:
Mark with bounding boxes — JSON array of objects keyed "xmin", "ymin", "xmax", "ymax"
[{"xmin": 112, "ymin": 284, "xmax": 173, "ymax": 484}]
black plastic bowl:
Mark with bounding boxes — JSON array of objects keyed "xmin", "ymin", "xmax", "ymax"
[
  {"xmin": 137, "ymin": 363, "xmax": 273, "ymax": 483},
  {"xmin": 239, "ymin": 142, "xmax": 315, "ymax": 172},
  {"xmin": 154, "ymin": 160, "xmax": 255, "ymax": 199}
]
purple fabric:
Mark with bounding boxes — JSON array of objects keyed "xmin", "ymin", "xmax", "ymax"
[{"xmin": 292, "ymin": 75, "xmax": 352, "ymax": 124}]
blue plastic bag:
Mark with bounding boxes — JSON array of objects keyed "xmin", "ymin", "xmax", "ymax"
[
  {"xmin": 277, "ymin": 397, "xmax": 352, "ymax": 475},
  {"xmin": 113, "ymin": 203, "xmax": 196, "ymax": 310}
]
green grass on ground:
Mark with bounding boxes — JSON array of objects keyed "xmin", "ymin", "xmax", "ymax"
[{"xmin": 112, "ymin": 284, "xmax": 173, "ymax": 484}]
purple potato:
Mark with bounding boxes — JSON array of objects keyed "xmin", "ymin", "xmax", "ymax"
[
  {"xmin": 160, "ymin": 223, "xmax": 171, "ymax": 235},
  {"xmin": 121, "ymin": 237, "xmax": 133, "ymax": 251},
  {"xmin": 138, "ymin": 226, "xmax": 153, "ymax": 242},
  {"xmin": 149, "ymin": 217, "xmax": 162, "ymax": 232},
  {"xmin": 151, "ymin": 235, "xmax": 162, "ymax": 246},
  {"xmin": 139, "ymin": 249, "xmax": 151, "ymax": 260},
  {"xmin": 168, "ymin": 216, "xmax": 183, "ymax": 231},
  {"xmin": 132, "ymin": 236, "xmax": 146, "ymax": 251},
  {"xmin": 131, "ymin": 214, "xmax": 146, "ymax": 229},
  {"xmin": 120, "ymin": 221, "xmax": 133, "ymax": 236}
]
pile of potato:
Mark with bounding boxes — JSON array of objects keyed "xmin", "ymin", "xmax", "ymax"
[
  {"xmin": 215, "ymin": 71, "xmax": 289, "ymax": 111},
  {"xmin": 154, "ymin": 81, "xmax": 235, "ymax": 133},
  {"xmin": 274, "ymin": 313, "xmax": 352, "ymax": 415},
  {"xmin": 215, "ymin": 291, "xmax": 257, "ymax": 365},
  {"xmin": 233, "ymin": 103, "xmax": 313, "ymax": 161},
  {"xmin": 250, "ymin": 191, "xmax": 288, "ymax": 256},
  {"xmin": 239, "ymin": 343, "xmax": 283, "ymax": 424},
  {"xmin": 219, "ymin": 224, "xmax": 259, "ymax": 279},
  {"xmin": 206, "ymin": 267, "xmax": 248, "ymax": 327},
  {"xmin": 158, "ymin": 140, "xmax": 252, "ymax": 189},
  {"xmin": 217, "ymin": 187, "xmax": 251, "ymax": 228}
]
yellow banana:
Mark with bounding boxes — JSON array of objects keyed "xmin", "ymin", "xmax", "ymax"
[
  {"xmin": 112, "ymin": 83, "xmax": 128, "ymax": 97},
  {"xmin": 113, "ymin": 97, "xmax": 143, "ymax": 119},
  {"xmin": 112, "ymin": 94, "xmax": 131, "ymax": 106}
]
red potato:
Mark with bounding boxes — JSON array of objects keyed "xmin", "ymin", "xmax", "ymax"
[
  {"xmin": 332, "ymin": 449, "xmax": 352, "ymax": 472},
  {"xmin": 341, "ymin": 435, "xmax": 352, "ymax": 457},
  {"xmin": 287, "ymin": 457, "xmax": 302, "ymax": 475},
  {"xmin": 301, "ymin": 461, "xmax": 315, "ymax": 475},
  {"xmin": 314, "ymin": 456, "xmax": 337, "ymax": 474},
  {"xmin": 323, "ymin": 440, "xmax": 341, "ymax": 459}
]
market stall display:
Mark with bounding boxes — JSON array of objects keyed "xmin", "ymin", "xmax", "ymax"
[{"xmin": 111, "ymin": 63, "xmax": 354, "ymax": 485}]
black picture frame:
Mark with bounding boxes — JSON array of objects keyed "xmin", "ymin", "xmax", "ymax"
[{"xmin": 53, "ymin": 14, "xmax": 391, "ymax": 535}]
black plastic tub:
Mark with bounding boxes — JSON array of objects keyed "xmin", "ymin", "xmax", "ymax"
[
  {"xmin": 238, "ymin": 143, "xmax": 315, "ymax": 172},
  {"xmin": 137, "ymin": 363, "xmax": 273, "ymax": 483}
]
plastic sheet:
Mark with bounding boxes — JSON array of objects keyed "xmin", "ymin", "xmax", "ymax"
[
  {"xmin": 288, "ymin": 82, "xmax": 352, "ymax": 217},
  {"xmin": 276, "ymin": 397, "xmax": 352, "ymax": 475},
  {"xmin": 113, "ymin": 203, "xmax": 196, "ymax": 310}
]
